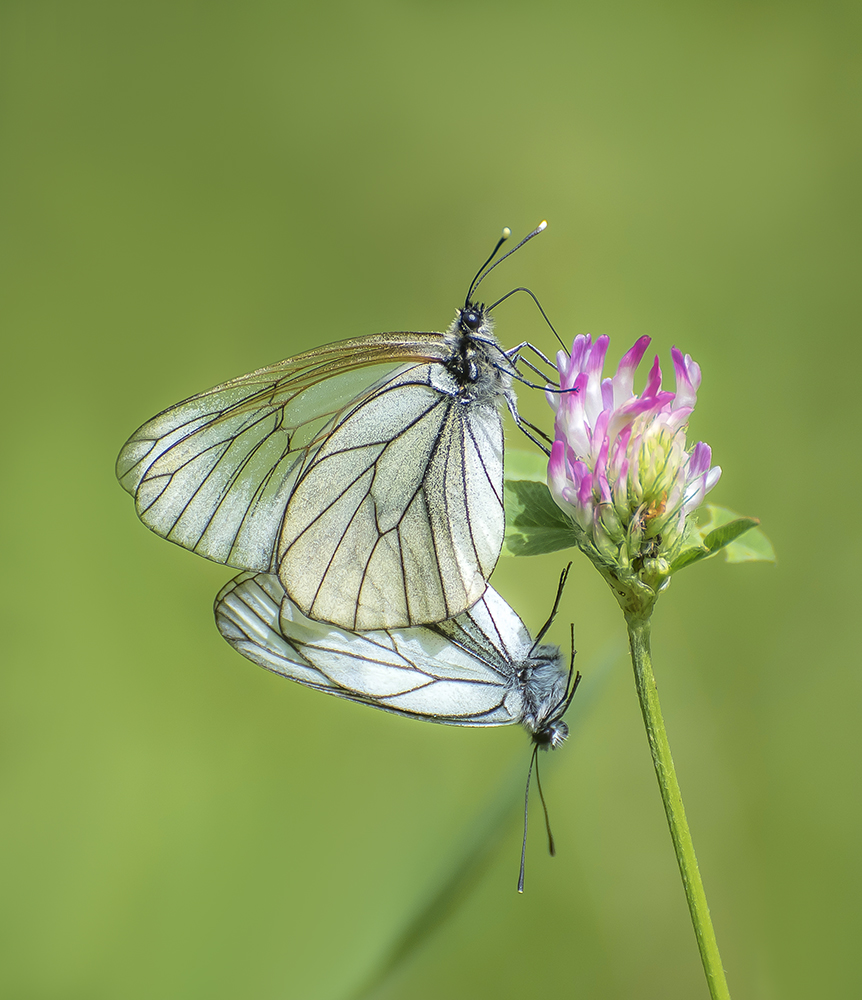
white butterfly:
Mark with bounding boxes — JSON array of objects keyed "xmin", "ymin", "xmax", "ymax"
[
  {"xmin": 117, "ymin": 224, "xmax": 553, "ymax": 631},
  {"xmin": 215, "ymin": 567, "xmax": 580, "ymax": 891},
  {"xmin": 213, "ymin": 569, "xmax": 579, "ymax": 746}
]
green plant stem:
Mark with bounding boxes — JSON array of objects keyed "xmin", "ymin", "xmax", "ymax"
[{"xmin": 625, "ymin": 612, "xmax": 732, "ymax": 1000}]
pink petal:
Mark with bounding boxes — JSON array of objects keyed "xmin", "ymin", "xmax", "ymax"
[
  {"xmin": 612, "ymin": 336, "xmax": 651, "ymax": 402},
  {"xmin": 642, "ymin": 355, "xmax": 663, "ymax": 398},
  {"xmin": 671, "ymin": 347, "xmax": 699, "ymax": 409},
  {"xmin": 681, "ymin": 476, "xmax": 707, "ymax": 516},
  {"xmin": 601, "ymin": 377, "xmax": 614, "ymax": 412},
  {"xmin": 591, "ymin": 408, "xmax": 612, "ymax": 457},
  {"xmin": 586, "ymin": 336, "xmax": 610, "ymax": 380},
  {"xmin": 689, "ymin": 441, "xmax": 712, "ymax": 478},
  {"xmin": 664, "ymin": 406, "xmax": 693, "ymax": 435},
  {"xmin": 569, "ymin": 335, "xmax": 593, "ymax": 374},
  {"xmin": 577, "ymin": 471, "xmax": 594, "ymax": 507},
  {"xmin": 548, "ymin": 441, "xmax": 575, "ymax": 509},
  {"xmin": 704, "ymin": 465, "xmax": 722, "ymax": 493}
]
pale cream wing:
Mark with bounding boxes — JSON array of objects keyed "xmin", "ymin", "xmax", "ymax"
[
  {"xmin": 278, "ymin": 368, "xmax": 505, "ymax": 631},
  {"xmin": 214, "ymin": 572, "xmax": 523, "ymax": 726},
  {"xmin": 116, "ymin": 335, "xmax": 445, "ymax": 572},
  {"xmin": 432, "ymin": 580, "xmax": 534, "ymax": 666}
]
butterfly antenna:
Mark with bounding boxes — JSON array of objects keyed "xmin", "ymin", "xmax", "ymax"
[
  {"xmin": 530, "ymin": 563, "xmax": 572, "ymax": 651},
  {"xmin": 518, "ymin": 744, "xmax": 559, "ymax": 893},
  {"xmin": 465, "ymin": 227, "xmax": 511, "ymax": 307},
  {"xmin": 534, "ymin": 753, "xmax": 556, "ymax": 857},
  {"xmin": 468, "ymin": 221, "xmax": 548, "ymax": 306},
  {"xmin": 518, "ymin": 744, "xmax": 539, "ymax": 893},
  {"xmin": 488, "ymin": 285, "xmax": 567, "ymax": 352}
]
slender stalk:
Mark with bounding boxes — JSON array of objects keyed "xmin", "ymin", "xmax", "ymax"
[{"xmin": 625, "ymin": 611, "xmax": 732, "ymax": 1000}]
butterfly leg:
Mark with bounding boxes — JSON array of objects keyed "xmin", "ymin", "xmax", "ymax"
[{"xmin": 504, "ymin": 391, "xmax": 552, "ymax": 456}]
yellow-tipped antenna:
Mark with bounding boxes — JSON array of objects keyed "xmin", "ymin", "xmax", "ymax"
[{"xmin": 466, "ymin": 221, "xmax": 548, "ymax": 306}]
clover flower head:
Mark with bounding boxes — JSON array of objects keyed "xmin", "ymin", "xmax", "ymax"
[{"xmin": 547, "ymin": 335, "xmax": 721, "ymax": 593}]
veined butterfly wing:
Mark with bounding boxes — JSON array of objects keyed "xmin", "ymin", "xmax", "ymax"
[
  {"xmin": 116, "ymin": 334, "xmax": 448, "ymax": 575},
  {"xmin": 117, "ymin": 313, "xmax": 515, "ymax": 631},
  {"xmin": 276, "ymin": 330, "xmax": 510, "ymax": 630},
  {"xmin": 117, "ymin": 223, "xmax": 553, "ymax": 630},
  {"xmin": 214, "ymin": 571, "xmax": 574, "ymax": 744}
]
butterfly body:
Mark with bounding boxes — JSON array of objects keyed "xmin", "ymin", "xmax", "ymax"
[{"xmin": 441, "ymin": 304, "xmax": 513, "ymax": 399}]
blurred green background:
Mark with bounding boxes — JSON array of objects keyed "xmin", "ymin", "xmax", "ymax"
[{"xmin": 2, "ymin": 1, "xmax": 860, "ymax": 997}]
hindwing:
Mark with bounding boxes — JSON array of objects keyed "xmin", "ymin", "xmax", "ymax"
[{"xmin": 215, "ymin": 572, "xmax": 531, "ymax": 726}]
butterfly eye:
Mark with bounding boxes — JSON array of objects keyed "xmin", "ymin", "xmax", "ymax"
[{"xmin": 461, "ymin": 308, "xmax": 482, "ymax": 331}]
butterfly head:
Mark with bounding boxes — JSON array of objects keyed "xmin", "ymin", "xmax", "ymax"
[
  {"xmin": 459, "ymin": 302, "xmax": 487, "ymax": 334},
  {"xmin": 532, "ymin": 717, "xmax": 570, "ymax": 751}
]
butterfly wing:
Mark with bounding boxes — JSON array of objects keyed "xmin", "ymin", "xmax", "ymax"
[
  {"xmin": 431, "ymin": 583, "xmax": 536, "ymax": 666},
  {"xmin": 278, "ymin": 364, "xmax": 505, "ymax": 630},
  {"xmin": 116, "ymin": 334, "xmax": 446, "ymax": 573},
  {"xmin": 214, "ymin": 572, "xmax": 527, "ymax": 726}
]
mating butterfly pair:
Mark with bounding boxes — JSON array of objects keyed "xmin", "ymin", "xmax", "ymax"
[{"xmin": 116, "ymin": 224, "xmax": 580, "ymax": 886}]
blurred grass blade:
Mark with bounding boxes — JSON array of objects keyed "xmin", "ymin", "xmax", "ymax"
[
  {"xmin": 347, "ymin": 761, "xmax": 525, "ymax": 1000},
  {"xmin": 348, "ymin": 642, "xmax": 617, "ymax": 1000}
]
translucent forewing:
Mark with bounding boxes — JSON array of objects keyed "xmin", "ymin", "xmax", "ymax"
[
  {"xmin": 117, "ymin": 326, "xmax": 513, "ymax": 629},
  {"xmin": 214, "ymin": 572, "xmax": 570, "ymax": 734}
]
